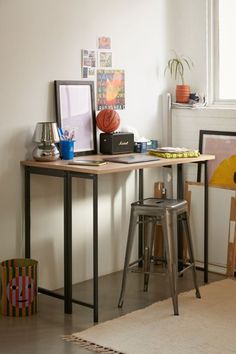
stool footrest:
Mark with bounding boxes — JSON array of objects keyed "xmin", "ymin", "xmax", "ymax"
[{"xmin": 178, "ymin": 264, "xmax": 195, "ymax": 276}]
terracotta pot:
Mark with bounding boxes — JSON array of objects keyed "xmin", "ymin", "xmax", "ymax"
[{"xmin": 176, "ymin": 85, "xmax": 190, "ymax": 103}]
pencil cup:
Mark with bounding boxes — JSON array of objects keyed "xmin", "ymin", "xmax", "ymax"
[{"xmin": 60, "ymin": 140, "xmax": 75, "ymax": 160}]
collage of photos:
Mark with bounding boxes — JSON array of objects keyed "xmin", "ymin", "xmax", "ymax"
[{"xmin": 81, "ymin": 36, "xmax": 125, "ymax": 110}]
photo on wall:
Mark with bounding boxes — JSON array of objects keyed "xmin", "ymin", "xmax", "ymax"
[
  {"xmin": 81, "ymin": 49, "xmax": 96, "ymax": 78},
  {"xmin": 97, "ymin": 36, "xmax": 111, "ymax": 49},
  {"xmin": 98, "ymin": 51, "xmax": 112, "ymax": 67}
]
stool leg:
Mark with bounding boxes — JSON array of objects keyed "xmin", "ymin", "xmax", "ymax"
[
  {"xmin": 182, "ymin": 212, "xmax": 201, "ymax": 299},
  {"xmin": 143, "ymin": 218, "xmax": 156, "ymax": 292},
  {"xmin": 162, "ymin": 212, "xmax": 179, "ymax": 315},
  {"xmin": 118, "ymin": 208, "xmax": 138, "ymax": 308}
]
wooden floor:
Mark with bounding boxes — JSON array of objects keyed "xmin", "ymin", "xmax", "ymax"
[{"xmin": 0, "ymin": 268, "xmax": 225, "ymax": 354}]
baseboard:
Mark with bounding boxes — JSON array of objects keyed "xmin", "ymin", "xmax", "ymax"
[{"xmin": 195, "ymin": 261, "xmax": 227, "ymax": 275}]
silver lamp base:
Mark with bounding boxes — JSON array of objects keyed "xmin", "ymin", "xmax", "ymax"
[{"xmin": 32, "ymin": 143, "xmax": 60, "ymax": 162}]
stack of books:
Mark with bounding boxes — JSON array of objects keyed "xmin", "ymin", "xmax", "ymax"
[{"xmin": 148, "ymin": 147, "xmax": 200, "ymax": 159}]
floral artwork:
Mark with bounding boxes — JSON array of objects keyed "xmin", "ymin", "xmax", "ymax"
[{"xmin": 97, "ymin": 69, "xmax": 125, "ymax": 110}]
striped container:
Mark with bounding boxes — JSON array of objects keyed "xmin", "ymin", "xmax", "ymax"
[{"xmin": 0, "ymin": 259, "xmax": 38, "ymax": 317}]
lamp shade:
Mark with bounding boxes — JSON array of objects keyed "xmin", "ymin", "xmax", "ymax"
[
  {"xmin": 33, "ymin": 122, "xmax": 60, "ymax": 144},
  {"xmin": 32, "ymin": 122, "xmax": 60, "ymax": 161}
]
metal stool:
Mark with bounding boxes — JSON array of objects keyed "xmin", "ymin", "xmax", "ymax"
[{"xmin": 118, "ymin": 198, "xmax": 201, "ymax": 315}]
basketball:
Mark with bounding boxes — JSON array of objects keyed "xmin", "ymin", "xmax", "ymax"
[{"xmin": 96, "ymin": 109, "xmax": 120, "ymax": 133}]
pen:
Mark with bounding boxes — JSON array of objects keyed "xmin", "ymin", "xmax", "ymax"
[{"xmin": 58, "ymin": 127, "xmax": 64, "ymax": 140}]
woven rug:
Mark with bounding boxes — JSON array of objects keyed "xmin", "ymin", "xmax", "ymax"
[{"xmin": 64, "ymin": 279, "xmax": 236, "ymax": 354}]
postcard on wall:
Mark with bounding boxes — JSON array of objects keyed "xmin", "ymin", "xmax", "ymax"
[
  {"xmin": 81, "ymin": 49, "xmax": 97, "ymax": 68},
  {"xmin": 81, "ymin": 49, "xmax": 97, "ymax": 78},
  {"xmin": 98, "ymin": 36, "xmax": 111, "ymax": 49},
  {"xmin": 82, "ymin": 67, "xmax": 96, "ymax": 79},
  {"xmin": 97, "ymin": 69, "xmax": 125, "ymax": 110},
  {"xmin": 98, "ymin": 51, "xmax": 112, "ymax": 67}
]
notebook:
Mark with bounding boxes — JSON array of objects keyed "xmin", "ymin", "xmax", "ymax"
[
  {"xmin": 104, "ymin": 154, "xmax": 160, "ymax": 164},
  {"xmin": 69, "ymin": 159, "xmax": 107, "ymax": 166}
]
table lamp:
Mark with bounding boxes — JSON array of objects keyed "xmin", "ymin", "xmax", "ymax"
[{"xmin": 32, "ymin": 122, "xmax": 60, "ymax": 161}]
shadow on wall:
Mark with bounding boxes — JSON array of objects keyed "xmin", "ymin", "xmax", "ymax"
[
  {"xmin": 31, "ymin": 238, "xmax": 60, "ymax": 290},
  {"xmin": 110, "ymin": 171, "xmax": 137, "ymax": 270},
  {"xmin": 23, "ymin": 124, "xmax": 36, "ymax": 160},
  {"xmin": 0, "ymin": 127, "xmax": 36, "ymax": 261}
]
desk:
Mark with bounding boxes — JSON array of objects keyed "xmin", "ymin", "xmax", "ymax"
[{"xmin": 21, "ymin": 153, "xmax": 214, "ymax": 322}]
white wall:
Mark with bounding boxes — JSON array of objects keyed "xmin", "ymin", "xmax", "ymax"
[
  {"xmin": 165, "ymin": 0, "xmax": 207, "ymax": 99},
  {"xmin": 0, "ymin": 0, "xmax": 167, "ymax": 289}
]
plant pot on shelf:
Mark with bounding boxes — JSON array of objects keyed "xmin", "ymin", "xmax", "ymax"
[{"xmin": 176, "ymin": 85, "xmax": 190, "ymax": 103}]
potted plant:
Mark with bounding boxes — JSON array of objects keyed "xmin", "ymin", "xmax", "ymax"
[{"xmin": 165, "ymin": 52, "xmax": 194, "ymax": 103}]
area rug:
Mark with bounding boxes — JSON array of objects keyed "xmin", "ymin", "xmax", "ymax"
[{"xmin": 64, "ymin": 279, "xmax": 236, "ymax": 354}]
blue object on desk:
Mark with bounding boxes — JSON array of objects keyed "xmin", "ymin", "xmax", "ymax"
[
  {"xmin": 134, "ymin": 142, "xmax": 147, "ymax": 153},
  {"xmin": 151, "ymin": 139, "xmax": 158, "ymax": 149},
  {"xmin": 134, "ymin": 140, "xmax": 158, "ymax": 153},
  {"xmin": 60, "ymin": 140, "xmax": 75, "ymax": 160}
]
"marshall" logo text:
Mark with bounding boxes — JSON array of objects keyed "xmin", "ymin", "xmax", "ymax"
[{"xmin": 119, "ymin": 141, "xmax": 129, "ymax": 146}]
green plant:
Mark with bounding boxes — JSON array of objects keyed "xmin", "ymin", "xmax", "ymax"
[{"xmin": 165, "ymin": 52, "xmax": 194, "ymax": 85}]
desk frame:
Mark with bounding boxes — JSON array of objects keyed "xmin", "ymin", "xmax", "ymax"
[{"xmin": 23, "ymin": 157, "xmax": 210, "ymax": 323}]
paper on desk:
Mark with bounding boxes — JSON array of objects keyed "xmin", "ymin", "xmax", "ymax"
[{"xmin": 155, "ymin": 147, "xmax": 193, "ymax": 153}]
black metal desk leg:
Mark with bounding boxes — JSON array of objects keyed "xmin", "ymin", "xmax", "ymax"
[
  {"xmin": 177, "ymin": 164, "xmax": 183, "ymax": 199},
  {"xmin": 204, "ymin": 161, "xmax": 209, "ymax": 283},
  {"xmin": 177, "ymin": 164, "xmax": 184, "ymax": 272},
  {"xmin": 93, "ymin": 175, "xmax": 98, "ymax": 322},
  {"xmin": 64, "ymin": 172, "xmax": 72, "ymax": 314},
  {"xmin": 138, "ymin": 169, "xmax": 144, "ymax": 265},
  {"xmin": 25, "ymin": 167, "xmax": 31, "ymax": 258}
]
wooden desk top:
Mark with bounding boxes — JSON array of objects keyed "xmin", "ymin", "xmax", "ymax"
[{"xmin": 21, "ymin": 154, "xmax": 215, "ymax": 175}]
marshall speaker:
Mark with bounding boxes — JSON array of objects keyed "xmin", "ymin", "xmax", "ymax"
[{"xmin": 100, "ymin": 132, "xmax": 134, "ymax": 154}]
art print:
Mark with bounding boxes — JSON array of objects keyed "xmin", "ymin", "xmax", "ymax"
[{"xmin": 97, "ymin": 69, "xmax": 125, "ymax": 110}]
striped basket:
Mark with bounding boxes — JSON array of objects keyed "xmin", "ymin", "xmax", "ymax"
[{"xmin": 0, "ymin": 258, "xmax": 38, "ymax": 317}]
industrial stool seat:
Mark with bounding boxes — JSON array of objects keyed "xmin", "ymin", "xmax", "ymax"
[{"xmin": 118, "ymin": 197, "xmax": 201, "ymax": 315}]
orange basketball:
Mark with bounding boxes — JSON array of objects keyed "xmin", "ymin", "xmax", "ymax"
[{"xmin": 96, "ymin": 109, "xmax": 120, "ymax": 133}]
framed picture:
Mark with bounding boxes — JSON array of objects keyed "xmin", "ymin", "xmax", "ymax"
[
  {"xmin": 186, "ymin": 182, "xmax": 236, "ymax": 274},
  {"xmin": 96, "ymin": 69, "xmax": 125, "ymax": 110},
  {"xmin": 197, "ymin": 130, "xmax": 236, "ymax": 189},
  {"xmin": 54, "ymin": 80, "xmax": 97, "ymax": 156}
]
